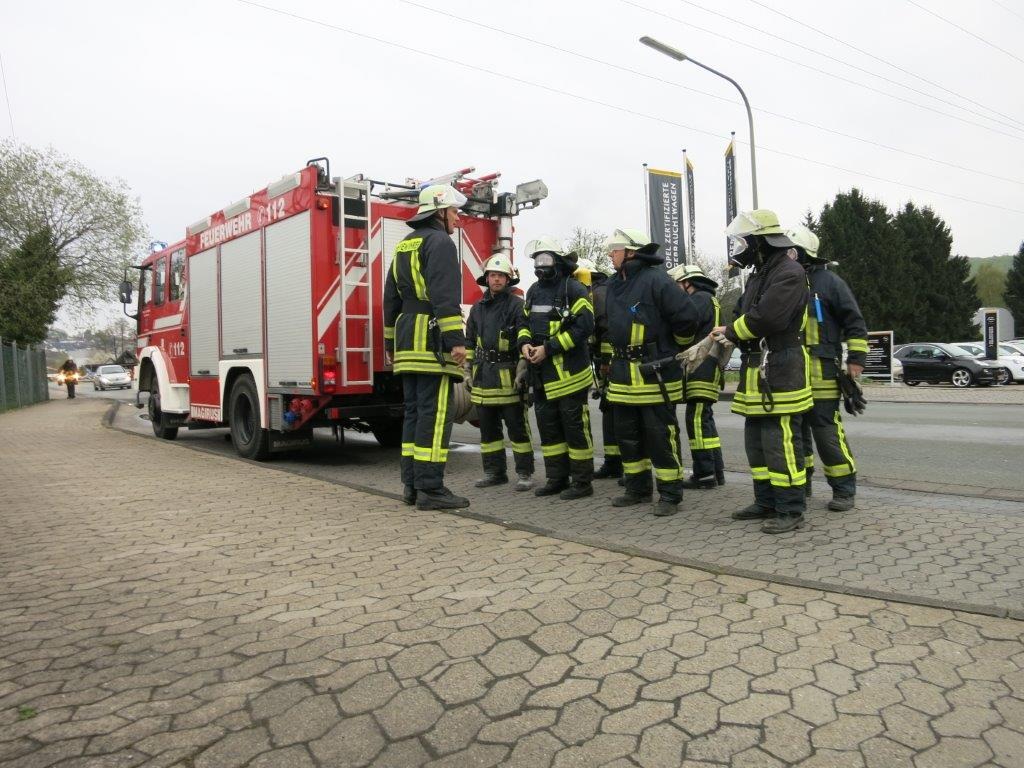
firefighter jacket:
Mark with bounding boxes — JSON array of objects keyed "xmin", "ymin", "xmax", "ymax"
[
  {"xmin": 725, "ymin": 249, "xmax": 811, "ymax": 417},
  {"xmin": 685, "ymin": 286, "xmax": 723, "ymax": 402},
  {"xmin": 805, "ymin": 264, "xmax": 868, "ymax": 400},
  {"xmin": 465, "ymin": 288, "xmax": 526, "ymax": 406},
  {"xmin": 591, "ymin": 273, "xmax": 613, "ymax": 364},
  {"xmin": 517, "ymin": 275, "xmax": 595, "ymax": 400},
  {"xmin": 382, "ymin": 218, "xmax": 466, "ymax": 378},
  {"xmin": 605, "ymin": 258, "xmax": 699, "ymax": 405}
]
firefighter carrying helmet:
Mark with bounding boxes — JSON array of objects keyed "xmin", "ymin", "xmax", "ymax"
[
  {"xmin": 785, "ymin": 224, "xmax": 821, "ymax": 260},
  {"xmin": 668, "ymin": 263, "xmax": 719, "ymax": 291},
  {"xmin": 726, "ymin": 209, "xmax": 794, "ymax": 258},
  {"xmin": 476, "ymin": 253, "xmax": 520, "ymax": 286},
  {"xmin": 408, "ymin": 184, "xmax": 468, "ymax": 223}
]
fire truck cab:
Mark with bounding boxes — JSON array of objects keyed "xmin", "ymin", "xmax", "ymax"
[{"xmin": 121, "ymin": 158, "xmax": 546, "ymax": 459}]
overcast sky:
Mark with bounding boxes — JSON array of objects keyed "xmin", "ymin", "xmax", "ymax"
[{"xmin": 4, "ymin": 0, "xmax": 1024, "ymax": 329}]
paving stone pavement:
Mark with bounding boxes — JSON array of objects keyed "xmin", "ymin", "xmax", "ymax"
[
  {"xmin": 3, "ymin": 401, "xmax": 1024, "ymax": 767},
  {"xmin": 120, "ymin": 402, "xmax": 1024, "ymax": 620}
]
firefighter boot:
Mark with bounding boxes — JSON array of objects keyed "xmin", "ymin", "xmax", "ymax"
[
  {"xmin": 403, "ymin": 486, "xmax": 417, "ymax": 506},
  {"xmin": 828, "ymin": 493, "xmax": 856, "ymax": 512},
  {"xmin": 681, "ymin": 474, "xmax": 717, "ymax": 490},
  {"xmin": 732, "ymin": 503, "xmax": 775, "ymax": 520},
  {"xmin": 535, "ymin": 478, "xmax": 570, "ymax": 497},
  {"xmin": 653, "ymin": 500, "xmax": 679, "ymax": 517},
  {"xmin": 594, "ymin": 458, "xmax": 623, "ymax": 479},
  {"xmin": 475, "ymin": 474, "xmax": 509, "ymax": 488},
  {"xmin": 560, "ymin": 482, "xmax": 594, "ymax": 500},
  {"xmin": 515, "ymin": 474, "xmax": 534, "ymax": 492},
  {"xmin": 417, "ymin": 487, "xmax": 470, "ymax": 510},
  {"xmin": 761, "ymin": 514, "xmax": 804, "ymax": 534}
]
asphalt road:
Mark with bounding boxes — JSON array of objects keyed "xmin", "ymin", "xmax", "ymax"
[{"xmin": 98, "ymin": 381, "xmax": 1024, "ymax": 498}]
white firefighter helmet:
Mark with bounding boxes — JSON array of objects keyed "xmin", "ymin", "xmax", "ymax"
[
  {"xmin": 408, "ymin": 184, "xmax": 468, "ymax": 223},
  {"xmin": 667, "ymin": 263, "xmax": 719, "ymax": 290},
  {"xmin": 785, "ymin": 224, "xmax": 821, "ymax": 260},
  {"xmin": 603, "ymin": 227, "xmax": 657, "ymax": 254},
  {"xmin": 476, "ymin": 253, "xmax": 520, "ymax": 286},
  {"xmin": 524, "ymin": 235, "xmax": 566, "ymax": 259},
  {"xmin": 725, "ymin": 209, "xmax": 794, "ymax": 258}
]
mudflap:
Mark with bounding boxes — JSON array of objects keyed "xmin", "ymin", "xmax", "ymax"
[{"xmin": 269, "ymin": 426, "xmax": 314, "ymax": 453}]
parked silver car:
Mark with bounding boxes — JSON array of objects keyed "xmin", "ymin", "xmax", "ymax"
[{"xmin": 93, "ymin": 365, "xmax": 132, "ymax": 391}]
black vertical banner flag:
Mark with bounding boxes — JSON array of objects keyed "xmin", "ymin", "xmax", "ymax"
[
  {"xmin": 725, "ymin": 138, "xmax": 739, "ymax": 277},
  {"xmin": 685, "ymin": 156, "xmax": 696, "ymax": 264},
  {"xmin": 646, "ymin": 167, "xmax": 683, "ymax": 270}
]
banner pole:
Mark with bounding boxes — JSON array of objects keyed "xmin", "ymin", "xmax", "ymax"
[{"xmin": 642, "ymin": 163, "xmax": 650, "ymax": 233}]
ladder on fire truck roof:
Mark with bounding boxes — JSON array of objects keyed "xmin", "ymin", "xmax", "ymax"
[{"xmin": 337, "ymin": 175, "xmax": 374, "ymax": 387}]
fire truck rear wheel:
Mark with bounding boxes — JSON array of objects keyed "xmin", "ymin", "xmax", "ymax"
[
  {"xmin": 370, "ymin": 418, "xmax": 403, "ymax": 449},
  {"xmin": 229, "ymin": 375, "xmax": 270, "ymax": 460},
  {"xmin": 149, "ymin": 382, "xmax": 178, "ymax": 440}
]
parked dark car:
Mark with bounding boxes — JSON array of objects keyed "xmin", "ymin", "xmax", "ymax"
[{"xmin": 894, "ymin": 343, "xmax": 1006, "ymax": 388}]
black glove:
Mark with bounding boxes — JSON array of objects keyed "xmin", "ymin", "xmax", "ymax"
[{"xmin": 838, "ymin": 371, "xmax": 866, "ymax": 416}]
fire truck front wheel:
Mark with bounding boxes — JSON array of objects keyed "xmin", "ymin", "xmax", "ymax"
[
  {"xmin": 229, "ymin": 375, "xmax": 270, "ymax": 460},
  {"xmin": 149, "ymin": 382, "xmax": 178, "ymax": 441}
]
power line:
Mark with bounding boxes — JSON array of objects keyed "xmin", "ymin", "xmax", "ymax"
[
  {"xmin": 990, "ymin": 0, "xmax": 1024, "ymax": 23},
  {"xmin": 622, "ymin": 0, "xmax": 1024, "ymax": 142},
  {"xmin": 743, "ymin": 0, "xmax": 1022, "ymax": 127},
  {"xmin": 906, "ymin": 0, "xmax": 1024, "ymax": 66},
  {"xmin": 400, "ymin": 0, "xmax": 1023, "ymax": 187},
  {"xmin": 0, "ymin": 50, "xmax": 15, "ymax": 140},
  {"xmin": 234, "ymin": 0, "xmax": 1024, "ymax": 216}
]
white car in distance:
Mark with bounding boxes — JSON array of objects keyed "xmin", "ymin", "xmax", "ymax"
[{"xmin": 952, "ymin": 343, "xmax": 1022, "ymax": 384}]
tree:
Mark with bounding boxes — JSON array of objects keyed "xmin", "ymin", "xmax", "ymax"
[
  {"xmin": 91, "ymin": 318, "xmax": 136, "ymax": 360},
  {"xmin": 1006, "ymin": 242, "xmax": 1024, "ymax": 331},
  {"xmin": 0, "ymin": 141, "xmax": 148, "ymax": 308},
  {"xmin": 565, "ymin": 227, "xmax": 613, "ymax": 274},
  {"xmin": 974, "ymin": 261, "xmax": 1007, "ymax": 308},
  {"xmin": 0, "ymin": 228, "xmax": 71, "ymax": 344},
  {"xmin": 817, "ymin": 189, "xmax": 917, "ymax": 340},
  {"xmin": 893, "ymin": 202, "xmax": 978, "ymax": 340},
  {"xmin": 690, "ymin": 248, "xmax": 741, "ymax": 321}
]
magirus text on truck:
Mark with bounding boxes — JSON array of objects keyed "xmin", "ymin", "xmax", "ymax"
[{"xmin": 119, "ymin": 158, "xmax": 546, "ymax": 459}]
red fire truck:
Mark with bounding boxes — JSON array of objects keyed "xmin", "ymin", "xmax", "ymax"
[{"xmin": 120, "ymin": 158, "xmax": 546, "ymax": 459}]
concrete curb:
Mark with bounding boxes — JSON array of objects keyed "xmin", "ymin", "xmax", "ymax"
[{"xmin": 102, "ymin": 401, "xmax": 1023, "ymax": 622}]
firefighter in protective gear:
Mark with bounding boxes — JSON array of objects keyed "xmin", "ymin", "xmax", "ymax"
[
  {"xmin": 589, "ymin": 261, "xmax": 622, "ymax": 480},
  {"xmin": 605, "ymin": 229, "xmax": 699, "ymax": 517},
  {"xmin": 465, "ymin": 254, "xmax": 535, "ymax": 491},
  {"xmin": 383, "ymin": 184, "xmax": 470, "ymax": 511},
  {"xmin": 518, "ymin": 236, "xmax": 596, "ymax": 499},
  {"xmin": 717, "ymin": 210, "xmax": 811, "ymax": 534},
  {"xmin": 668, "ymin": 264, "xmax": 725, "ymax": 489},
  {"xmin": 787, "ymin": 224, "xmax": 866, "ymax": 512}
]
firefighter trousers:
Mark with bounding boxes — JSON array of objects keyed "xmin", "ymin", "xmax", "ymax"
[
  {"xmin": 614, "ymin": 403, "xmax": 685, "ymax": 504},
  {"xmin": 534, "ymin": 389, "xmax": 594, "ymax": 484},
  {"xmin": 684, "ymin": 398, "xmax": 724, "ymax": 481},
  {"xmin": 801, "ymin": 397, "xmax": 856, "ymax": 497},
  {"xmin": 400, "ymin": 374, "xmax": 455, "ymax": 492},
  {"xmin": 478, "ymin": 402, "xmax": 535, "ymax": 478},
  {"xmin": 744, "ymin": 413, "xmax": 806, "ymax": 517},
  {"xmin": 598, "ymin": 395, "xmax": 621, "ymax": 469}
]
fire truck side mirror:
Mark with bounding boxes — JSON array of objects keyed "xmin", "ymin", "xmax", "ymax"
[{"xmin": 119, "ymin": 280, "xmax": 133, "ymax": 305}]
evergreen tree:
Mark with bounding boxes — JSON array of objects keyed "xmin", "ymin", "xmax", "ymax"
[
  {"xmin": 0, "ymin": 228, "xmax": 70, "ymax": 345},
  {"xmin": 893, "ymin": 203, "xmax": 978, "ymax": 340},
  {"xmin": 816, "ymin": 189, "xmax": 916, "ymax": 341},
  {"xmin": 1005, "ymin": 242, "xmax": 1024, "ymax": 333}
]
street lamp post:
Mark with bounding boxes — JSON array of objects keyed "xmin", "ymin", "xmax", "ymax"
[{"xmin": 640, "ymin": 36, "xmax": 758, "ymax": 209}]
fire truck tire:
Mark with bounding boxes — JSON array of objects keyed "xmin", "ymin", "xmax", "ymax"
[
  {"xmin": 149, "ymin": 382, "xmax": 178, "ymax": 441},
  {"xmin": 229, "ymin": 375, "xmax": 270, "ymax": 460},
  {"xmin": 370, "ymin": 419, "xmax": 403, "ymax": 449}
]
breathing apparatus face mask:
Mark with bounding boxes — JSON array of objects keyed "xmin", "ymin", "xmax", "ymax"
[
  {"xmin": 533, "ymin": 252, "xmax": 556, "ymax": 280},
  {"xmin": 728, "ymin": 235, "xmax": 761, "ymax": 269}
]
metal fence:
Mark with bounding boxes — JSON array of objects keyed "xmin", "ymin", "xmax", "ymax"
[{"xmin": 0, "ymin": 339, "xmax": 49, "ymax": 413}]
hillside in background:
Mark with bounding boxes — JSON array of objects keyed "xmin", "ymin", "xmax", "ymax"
[{"xmin": 967, "ymin": 254, "xmax": 1014, "ymax": 277}]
